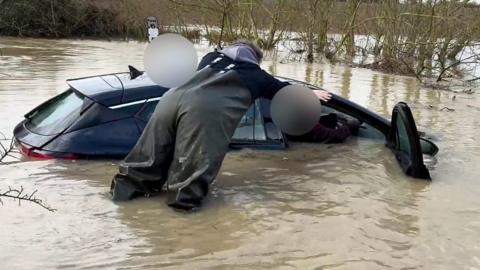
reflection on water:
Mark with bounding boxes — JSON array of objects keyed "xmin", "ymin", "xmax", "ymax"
[{"xmin": 1, "ymin": 37, "xmax": 480, "ymax": 269}]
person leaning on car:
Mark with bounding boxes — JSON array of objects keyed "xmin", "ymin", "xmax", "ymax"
[{"xmin": 110, "ymin": 40, "xmax": 333, "ymax": 211}]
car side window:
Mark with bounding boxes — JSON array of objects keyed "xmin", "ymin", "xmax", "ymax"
[
  {"xmin": 232, "ymin": 103, "xmax": 267, "ymax": 141},
  {"xmin": 232, "ymin": 105, "xmax": 255, "ymax": 140},
  {"xmin": 253, "ymin": 102, "xmax": 267, "ymax": 141}
]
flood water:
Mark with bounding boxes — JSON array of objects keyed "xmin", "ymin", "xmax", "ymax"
[{"xmin": 1, "ymin": 37, "xmax": 480, "ymax": 269}]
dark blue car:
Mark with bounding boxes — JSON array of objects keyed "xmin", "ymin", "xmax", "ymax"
[{"xmin": 13, "ymin": 68, "xmax": 439, "ymax": 180}]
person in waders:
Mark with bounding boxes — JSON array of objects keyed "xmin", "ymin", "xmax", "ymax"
[{"xmin": 110, "ymin": 41, "xmax": 331, "ymax": 211}]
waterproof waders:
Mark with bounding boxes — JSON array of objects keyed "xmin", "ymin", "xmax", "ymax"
[
  {"xmin": 112, "ymin": 67, "xmax": 251, "ymax": 209},
  {"xmin": 111, "ymin": 49, "xmax": 288, "ymax": 210}
]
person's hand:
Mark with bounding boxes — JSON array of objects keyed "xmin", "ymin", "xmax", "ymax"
[{"xmin": 313, "ymin": 89, "xmax": 332, "ymax": 102}]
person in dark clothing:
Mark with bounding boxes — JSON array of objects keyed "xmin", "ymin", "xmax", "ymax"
[
  {"xmin": 110, "ymin": 41, "xmax": 332, "ymax": 211},
  {"xmin": 287, "ymin": 113, "xmax": 360, "ymax": 143}
]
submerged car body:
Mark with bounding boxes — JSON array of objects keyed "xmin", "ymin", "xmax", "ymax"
[{"xmin": 13, "ymin": 69, "xmax": 439, "ymax": 180}]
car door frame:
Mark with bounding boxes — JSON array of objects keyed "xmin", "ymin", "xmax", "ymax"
[{"xmin": 386, "ymin": 102, "xmax": 432, "ymax": 179}]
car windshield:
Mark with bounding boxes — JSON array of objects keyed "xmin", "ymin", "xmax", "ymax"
[{"xmin": 26, "ymin": 89, "xmax": 85, "ymax": 136}]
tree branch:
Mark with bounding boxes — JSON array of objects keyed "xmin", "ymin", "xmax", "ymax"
[
  {"xmin": 0, "ymin": 131, "xmax": 20, "ymax": 163},
  {"xmin": 0, "ymin": 186, "xmax": 56, "ymax": 212}
]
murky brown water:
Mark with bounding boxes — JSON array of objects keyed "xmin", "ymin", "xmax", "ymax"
[{"xmin": 1, "ymin": 37, "xmax": 480, "ymax": 269}]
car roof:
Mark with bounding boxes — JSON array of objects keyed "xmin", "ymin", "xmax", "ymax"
[
  {"xmin": 66, "ymin": 70, "xmax": 316, "ymax": 107},
  {"xmin": 66, "ymin": 71, "xmax": 390, "ymax": 134},
  {"xmin": 66, "ymin": 72, "xmax": 168, "ymax": 106}
]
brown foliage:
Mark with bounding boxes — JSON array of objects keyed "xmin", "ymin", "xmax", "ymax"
[{"xmin": 1, "ymin": 0, "xmax": 479, "ymax": 80}]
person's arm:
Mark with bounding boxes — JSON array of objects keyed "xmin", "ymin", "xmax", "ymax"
[
  {"xmin": 288, "ymin": 114, "xmax": 360, "ymax": 143},
  {"xmin": 260, "ymin": 71, "xmax": 332, "ymax": 102},
  {"xmin": 260, "ymin": 71, "xmax": 290, "ymax": 100},
  {"xmin": 306, "ymin": 123, "xmax": 352, "ymax": 143}
]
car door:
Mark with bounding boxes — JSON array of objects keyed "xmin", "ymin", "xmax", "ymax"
[{"xmin": 387, "ymin": 102, "xmax": 438, "ymax": 180}]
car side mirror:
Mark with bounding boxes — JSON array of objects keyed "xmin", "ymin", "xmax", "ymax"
[{"xmin": 420, "ymin": 138, "xmax": 439, "ymax": 156}]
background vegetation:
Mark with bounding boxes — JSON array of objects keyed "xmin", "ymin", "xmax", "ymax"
[{"xmin": 1, "ymin": 0, "xmax": 479, "ymax": 82}]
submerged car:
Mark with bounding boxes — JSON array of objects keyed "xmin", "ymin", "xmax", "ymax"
[{"xmin": 14, "ymin": 67, "xmax": 439, "ymax": 180}]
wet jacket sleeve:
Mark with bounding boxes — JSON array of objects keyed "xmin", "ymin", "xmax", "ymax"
[
  {"xmin": 310, "ymin": 123, "xmax": 352, "ymax": 143},
  {"xmin": 259, "ymin": 70, "xmax": 290, "ymax": 100},
  {"xmin": 235, "ymin": 68, "xmax": 290, "ymax": 100}
]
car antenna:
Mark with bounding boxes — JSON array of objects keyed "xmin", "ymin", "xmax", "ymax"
[{"xmin": 128, "ymin": 65, "xmax": 143, "ymax": 79}]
